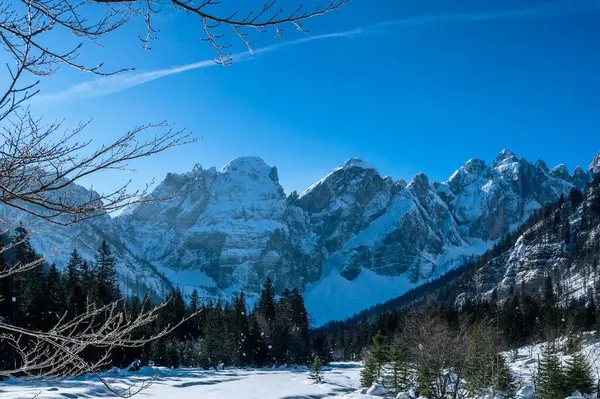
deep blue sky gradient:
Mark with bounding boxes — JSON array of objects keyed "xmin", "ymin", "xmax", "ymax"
[{"xmin": 28, "ymin": 0, "xmax": 600, "ymax": 195}]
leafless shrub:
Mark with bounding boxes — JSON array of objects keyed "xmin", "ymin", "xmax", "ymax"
[{"xmin": 0, "ymin": 0, "xmax": 346, "ymax": 395}]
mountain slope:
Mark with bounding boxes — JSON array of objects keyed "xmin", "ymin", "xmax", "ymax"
[
  {"xmin": 466, "ymin": 175, "xmax": 600, "ymax": 304},
  {"xmin": 4, "ymin": 150, "xmax": 598, "ymax": 325},
  {"xmin": 336, "ymin": 174, "xmax": 600, "ymax": 325}
]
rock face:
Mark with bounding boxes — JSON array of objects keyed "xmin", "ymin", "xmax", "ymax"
[
  {"xmin": 462, "ymin": 173, "xmax": 600, "ymax": 304},
  {"xmin": 590, "ymin": 152, "xmax": 600, "ymax": 176},
  {"xmin": 437, "ymin": 150, "xmax": 580, "ymax": 242},
  {"xmin": 0, "ymin": 180, "xmax": 167, "ymax": 296},
  {"xmin": 4, "ymin": 150, "xmax": 598, "ymax": 324},
  {"xmin": 115, "ymin": 157, "xmax": 289, "ymax": 294}
]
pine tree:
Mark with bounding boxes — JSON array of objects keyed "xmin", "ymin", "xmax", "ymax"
[
  {"xmin": 542, "ymin": 276, "xmax": 559, "ymax": 336},
  {"xmin": 255, "ymin": 276, "xmax": 277, "ymax": 364},
  {"xmin": 273, "ymin": 288, "xmax": 292, "ymax": 364},
  {"xmin": 11, "ymin": 225, "xmax": 45, "ymax": 329},
  {"xmin": 308, "ymin": 355, "xmax": 324, "ymax": 384},
  {"xmin": 93, "ymin": 239, "xmax": 120, "ymax": 305},
  {"xmin": 416, "ymin": 365, "xmax": 434, "ymax": 398},
  {"xmin": 66, "ymin": 250, "xmax": 87, "ymax": 318},
  {"xmin": 536, "ymin": 342, "xmax": 567, "ymax": 399},
  {"xmin": 502, "ymin": 296, "xmax": 526, "ymax": 348},
  {"xmin": 495, "ymin": 354, "xmax": 518, "ymax": 399},
  {"xmin": 190, "ymin": 289, "xmax": 199, "ymax": 314},
  {"xmin": 43, "ymin": 264, "xmax": 66, "ymax": 329},
  {"xmin": 585, "ymin": 298, "xmax": 597, "ymax": 331},
  {"xmin": 289, "ymin": 288, "xmax": 311, "ymax": 364},
  {"xmin": 361, "ymin": 351, "xmax": 379, "ymax": 388},
  {"xmin": 564, "ymin": 339, "xmax": 595, "ymax": 395},
  {"xmin": 65, "ymin": 248, "xmax": 82, "ymax": 293},
  {"xmin": 257, "ymin": 276, "xmax": 276, "ymax": 321},
  {"xmin": 385, "ymin": 336, "xmax": 411, "ymax": 394},
  {"xmin": 360, "ymin": 333, "xmax": 386, "ymax": 387},
  {"xmin": 231, "ymin": 292, "xmax": 251, "ymax": 366},
  {"xmin": 80, "ymin": 259, "xmax": 92, "ymax": 293}
]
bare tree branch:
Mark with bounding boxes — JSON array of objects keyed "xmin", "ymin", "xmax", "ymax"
[{"xmin": 0, "ymin": 0, "xmax": 345, "ymax": 394}]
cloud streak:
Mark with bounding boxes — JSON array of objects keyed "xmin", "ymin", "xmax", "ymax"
[{"xmin": 37, "ymin": 0, "xmax": 600, "ymax": 103}]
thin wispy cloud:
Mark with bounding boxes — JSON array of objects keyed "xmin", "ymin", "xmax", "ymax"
[{"xmin": 37, "ymin": 0, "xmax": 600, "ymax": 103}]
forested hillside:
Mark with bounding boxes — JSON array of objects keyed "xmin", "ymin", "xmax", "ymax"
[
  {"xmin": 0, "ymin": 230, "xmax": 324, "ymax": 372},
  {"xmin": 317, "ymin": 174, "xmax": 600, "ymax": 362}
]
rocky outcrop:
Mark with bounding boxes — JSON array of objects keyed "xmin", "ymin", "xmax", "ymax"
[{"xmin": 6, "ymin": 150, "xmax": 598, "ymax": 323}]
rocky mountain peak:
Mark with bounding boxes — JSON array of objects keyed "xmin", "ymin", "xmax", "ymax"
[
  {"xmin": 12, "ymin": 150, "xmax": 595, "ymax": 326},
  {"xmin": 336, "ymin": 158, "xmax": 375, "ymax": 172},
  {"xmin": 463, "ymin": 158, "xmax": 487, "ymax": 174},
  {"xmin": 220, "ymin": 156, "xmax": 277, "ymax": 182},
  {"xmin": 550, "ymin": 163, "xmax": 569, "ymax": 180},
  {"xmin": 589, "ymin": 152, "xmax": 600, "ymax": 175},
  {"xmin": 492, "ymin": 149, "xmax": 518, "ymax": 168},
  {"xmin": 535, "ymin": 159, "xmax": 549, "ymax": 172},
  {"xmin": 572, "ymin": 166, "xmax": 589, "ymax": 191},
  {"xmin": 574, "ymin": 165, "xmax": 586, "ymax": 176},
  {"xmin": 409, "ymin": 171, "xmax": 430, "ymax": 189}
]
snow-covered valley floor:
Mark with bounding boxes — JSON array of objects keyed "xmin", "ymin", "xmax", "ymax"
[
  {"xmin": 0, "ymin": 363, "xmax": 362, "ymax": 399},
  {"xmin": 5, "ymin": 335, "xmax": 600, "ymax": 399}
]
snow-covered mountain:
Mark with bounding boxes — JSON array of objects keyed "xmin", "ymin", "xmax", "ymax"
[
  {"xmin": 459, "ymin": 169, "xmax": 600, "ymax": 305},
  {"xmin": 5, "ymin": 149, "xmax": 598, "ymax": 325}
]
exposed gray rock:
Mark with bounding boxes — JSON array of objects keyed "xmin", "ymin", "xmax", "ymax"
[
  {"xmin": 6, "ymin": 150, "xmax": 598, "ymax": 322},
  {"xmin": 589, "ymin": 152, "xmax": 600, "ymax": 176}
]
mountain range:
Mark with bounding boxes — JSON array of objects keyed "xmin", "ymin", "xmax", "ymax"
[{"xmin": 6, "ymin": 149, "xmax": 600, "ymax": 326}]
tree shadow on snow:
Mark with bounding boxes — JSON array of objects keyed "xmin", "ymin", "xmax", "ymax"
[
  {"xmin": 172, "ymin": 376, "xmax": 245, "ymax": 388},
  {"xmin": 280, "ymin": 386, "xmax": 355, "ymax": 399},
  {"xmin": 327, "ymin": 363, "xmax": 361, "ymax": 369}
]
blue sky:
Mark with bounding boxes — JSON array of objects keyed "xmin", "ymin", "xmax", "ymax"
[{"xmin": 28, "ymin": 0, "xmax": 600, "ymax": 195}]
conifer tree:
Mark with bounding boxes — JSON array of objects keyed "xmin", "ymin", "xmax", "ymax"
[
  {"xmin": 360, "ymin": 333, "xmax": 386, "ymax": 387},
  {"xmin": 255, "ymin": 276, "xmax": 277, "ymax": 363},
  {"xmin": 542, "ymin": 276, "xmax": 559, "ymax": 336},
  {"xmin": 564, "ymin": 339, "xmax": 595, "ymax": 395},
  {"xmin": 289, "ymin": 288, "xmax": 311, "ymax": 364},
  {"xmin": 257, "ymin": 276, "xmax": 276, "ymax": 321},
  {"xmin": 385, "ymin": 336, "xmax": 411, "ymax": 394},
  {"xmin": 80, "ymin": 259, "xmax": 92, "ymax": 293},
  {"xmin": 190, "ymin": 289, "xmax": 199, "ymax": 314},
  {"xmin": 361, "ymin": 351, "xmax": 379, "ymax": 388},
  {"xmin": 585, "ymin": 298, "xmax": 597, "ymax": 331},
  {"xmin": 93, "ymin": 239, "xmax": 120, "ymax": 305},
  {"xmin": 308, "ymin": 355, "xmax": 324, "ymax": 384},
  {"xmin": 43, "ymin": 264, "xmax": 66, "ymax": 329},
  {"xmin": 536, "ymin": 342, "xmax": 566, "ymax": 399},
  {"xmin": 416, "ymin": 365, "xmax": 434, "ymax": 398},
  {"xmin": 495, "ymin": 354, "xmax": 518, "ymax": 399},
  {"xmin": 65, "ymin": 248, "xmax": 82, "ymax": 293},
  {"xmin": 11, "ymin": 225, "xmax": 45, "ymax": 329},
  {"xmin": 231, "ymin": 292, "xmax": 251, "ymax": 366},
  {"xmin": 66, "ymin": 250, "xmax": 86, "ymax": 318}
]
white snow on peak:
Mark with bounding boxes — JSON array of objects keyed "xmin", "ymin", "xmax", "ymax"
[
  {"xmin": 492, "ymin": 149, "xmax": 518, "ymax": 168},
  {"xmin": 221, "ymin": 156, "xmax": 271, "ymax": 175},
  {"xmin": 550, "ymin": 163, "xmax": 569, "ymax": 179},
  {"xmin": 334, "ymin": 158, "xmax": 375, "ymax": 172},
  {"xmin": 299, "ymin": 158, "xmax": 377, "ymax": 198}
]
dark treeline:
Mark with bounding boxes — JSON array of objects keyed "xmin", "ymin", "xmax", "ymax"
[
  {"xmin": 316, "ymin": 174, "xmax": 600, "ymax": 362},
  {"xmin": 314, "ymin": 276, "xmax": 597, "ymax": 363},
  {"xmin": 0, "ymin": 227, "xmax": 319, "ymax": 372},
  {"xmin": 148, "ymin": 276, "xmax": 318, "ymax": 369}
]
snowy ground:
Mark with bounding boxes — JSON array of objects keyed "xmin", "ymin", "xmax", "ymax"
[
  {"xmin": 4, "ymin": 336, "xmax": 600, "ymax": 399},
  {"xmin": 507, "ymin": 332, "xmax": 600, "ymax": 398},
  {"xmin": 0, "ymin": 363, "xmax": 362, "ymax": 399}
]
